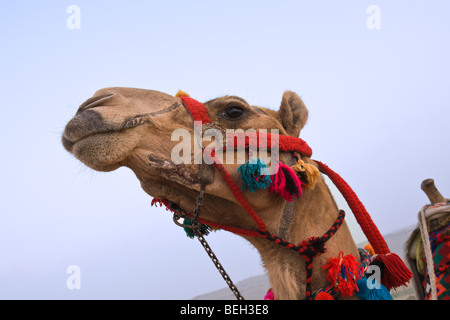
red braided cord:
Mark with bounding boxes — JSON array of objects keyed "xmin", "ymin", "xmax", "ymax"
[
  {"xmin": 211, "ymin": 155, "xmax": 267, "ymax": 233},
  {"xmin": 225, "ymin": 132, "xmax": 312, "ymax": 157},
  {"xmin": 151, "ymin": 198, "xmax": 262, "ymax": 237},
  {"xmin": 180, "ymin": 96, "xmax": 212, "ymax": 124},
  {"xmin": 314, "ymin": 160, "xmax": 390, "ymax": 255},
  {"xmin": 179, "ymin": 96, "xmax": 267, "ymax": 232}
]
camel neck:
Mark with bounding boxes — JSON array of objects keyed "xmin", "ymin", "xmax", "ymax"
[{"xmin": 246, "ymin": 177, "xmax": 360, "ymax": 299}]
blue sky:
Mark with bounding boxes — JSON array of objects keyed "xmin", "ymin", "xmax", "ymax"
[{"xmin": 0, "ymin": 1, "xmax": 449, "ymax": 299}]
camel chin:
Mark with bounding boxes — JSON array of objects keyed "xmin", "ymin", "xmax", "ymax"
[{"xmin": 70, "ymin": 132, "xmax": 125, "ymax": 172}]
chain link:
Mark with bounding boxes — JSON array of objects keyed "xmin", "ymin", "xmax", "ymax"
[
  {"xmin": 172, "ymin": 189, "xmax": 245, "ymax": 300},
  {"xmin": 194, "ymin": 230, "xmax": 245, "ymax": 300}
]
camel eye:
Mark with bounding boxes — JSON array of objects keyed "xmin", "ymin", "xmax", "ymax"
[{"xmin": 224, "ymin": 106, "xmax": 244, "ymax": 119}]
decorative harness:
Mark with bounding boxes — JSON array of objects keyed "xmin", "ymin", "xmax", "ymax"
[{"xmin": 152, "ymin": 92, "xmax": 412, "ymax": 300}]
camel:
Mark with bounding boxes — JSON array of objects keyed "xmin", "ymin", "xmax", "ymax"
[
  {"xmin": 405, "ymin": 179, "xmax": 449, "ymax": 300},
  {"xmin": 62, "ymin": 87, "xmax": 411, "ymax": 300}
]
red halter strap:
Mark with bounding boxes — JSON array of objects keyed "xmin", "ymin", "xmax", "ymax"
[
  {"xmin": 180, "ymin": 96, "xmax": 211, "ymax": 124},
  {"xmin": 169, "ymin": 94, "xmax": 412, "ymax": 294}
]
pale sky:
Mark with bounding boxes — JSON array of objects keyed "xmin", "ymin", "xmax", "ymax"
[{"xmin": 0, "ymin": 1, "xmax": 449, "ymax": 299}]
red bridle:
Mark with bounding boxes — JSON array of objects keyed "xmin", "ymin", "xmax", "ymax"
[{"xmin": 153, "ymin": 94, "xmax": 412, "ymax": 298}]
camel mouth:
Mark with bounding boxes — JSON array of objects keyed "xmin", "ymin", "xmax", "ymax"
[
  {"xmin": 62, "ymin": 128, "xmax": 122, "ymax": 153},
  {"xmin": 62, "ymin": 110, "xmax": 115, "ymax": 152}
]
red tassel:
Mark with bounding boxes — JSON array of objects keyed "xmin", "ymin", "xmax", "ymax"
[
  {"xmin": 315, "ymin": 292, "xmax": 334, "ymax": 300},
  {"xmin": 373, "ymin": 253, "xmax": 413, "ymax": 290}
]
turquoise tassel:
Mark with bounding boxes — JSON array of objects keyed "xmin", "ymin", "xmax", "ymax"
[
  {"xmin": 356, "ymin": 278, "xmax": 393, "ymax": 300},
  {"xmin": 183, "ymin": 219, "xmax": 215, "ymax": 239},
  {"xmin": 237, "ymin": 158, "xmax": 272, "ymax": 192}
]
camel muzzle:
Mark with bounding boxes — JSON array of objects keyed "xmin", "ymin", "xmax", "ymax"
[{"xmin": 62, "ymin": 110, "xmax": 108, "ymax": 152}]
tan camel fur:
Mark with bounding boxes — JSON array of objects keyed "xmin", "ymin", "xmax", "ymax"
[{"xmin": 62, "ymin": 88, "xmax": 360, "ymax": 300}]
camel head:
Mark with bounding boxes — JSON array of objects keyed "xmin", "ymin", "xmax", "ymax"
[
  {"xmin": 62, "ymin": 87, "xmax": 414, "ymax": 300},
  {"xmin": 62, "ymin": 87, "xmax": 309, "ymax": 234}
]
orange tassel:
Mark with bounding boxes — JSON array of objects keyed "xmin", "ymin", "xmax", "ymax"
[
  {"xmin": 363, "ymin": 243, "xmax": 375, "ymax": 256},
  {"xmin": 175, "ymin": 90, "xmax": 190, "ymax": 98},
  {"xmin": 291, "ymin": 159, "xmax": 320, "ymax": 190}
]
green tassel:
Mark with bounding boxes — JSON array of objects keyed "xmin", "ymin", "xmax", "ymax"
[
  {"xmin": 183, "ymin": 219, "xmax": 215, "ymax": 239},
  {"xmin": 237, "ymin": 158, "xmax": 272, "ymax": 192}
]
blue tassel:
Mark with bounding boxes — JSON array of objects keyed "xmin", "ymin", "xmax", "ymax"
[
  {"xmin": 237, "ymin": 158, "xmax": 272, "ymax": 192},
  {"xmin": 356, "ymin": 278, "xmax": 393, "ymax": 300}
]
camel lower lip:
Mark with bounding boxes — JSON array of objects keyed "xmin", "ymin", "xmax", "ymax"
[
  {"xmin": 62, "ymin": 132, "xmax": 101, "ymax": 152},
  {"xmin": 62, "ymin": 135, "xmax": 75, "ymax": 152}
]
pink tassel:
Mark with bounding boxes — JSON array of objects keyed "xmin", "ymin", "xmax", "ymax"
[
  {"xmin": 269, "ymin": 163, "xmax": 303, "ymax": 202},
  {"xmin": 264, "ymin": 288, "xmax": 275, "ymax": 300}
]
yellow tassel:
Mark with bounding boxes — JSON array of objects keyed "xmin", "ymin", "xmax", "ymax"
[
  {"xmin": 291, "ymin": 159, "xmax": 320, "ymax": 190},
  {"xmin": 175, "ymin": 90, "xmax": 190, "ymax": 98}
]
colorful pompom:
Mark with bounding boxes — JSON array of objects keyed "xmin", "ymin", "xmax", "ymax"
[
  {"xmin": 238, "ymin": 158, "xmax": 272, "ymax": 192},
  {"xmin": 182, "ymin": 219, "xmax": 215, "ymax": 239},
  {"xmin": 322, "ymin": 252, "xmax": 362, "ymax": 297},
  {"xmin": 291, "ymin": 158, "xmax": 320, "ymax": 190},
  {"xmin": 315, "ymin": 292, "xmax": 334, "ymax": 300},
  {"xmin": 264, "ymin": 288, "xmax": 275, "ymax": 300},
  {"xmin": 269, "ymin": 162, "xmax": 303, "ymax": 202}
]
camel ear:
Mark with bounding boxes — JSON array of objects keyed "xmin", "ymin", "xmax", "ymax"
[{"xmin": 278, "ymin": 91, "xmax": 309, "ymax": 137}]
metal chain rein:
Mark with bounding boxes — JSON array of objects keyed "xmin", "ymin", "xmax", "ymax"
[{"xmin": 173, "ymin": 189, "xmax": 245, "ymax": 300}]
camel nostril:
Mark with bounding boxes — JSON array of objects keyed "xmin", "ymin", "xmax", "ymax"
[{"xmin": 77, "ymin": 93, "xmax": 114, "ymax": 114}]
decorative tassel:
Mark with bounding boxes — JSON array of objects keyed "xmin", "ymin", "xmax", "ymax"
[
  {"xmin": 269, "ymin": 162, "xmax": 303, "ymax": 202},
  {"xmin": 264, "ymin": 288, "xmax": 275, "ymax": 300},
  {"xmin": 175, "ymin": 90, "xmax": 190, "ymax": 98},
  {"xmin": 372, "ymin": 253, "xmax": 413, "ymax": 290},
  {"xmin": 291, "ymin": 158, "xmax": 320, "ymax": 190},
  {"xmin": 356, "ymin": 278, "xmax": 393, "ymax": 300},
  {"xmin": 151, "ymin": 198, "xmax": 172, "ymax": 211},
  {"xmin": 363, "ymin": 243, "xmax": 375, "ymax": 256},
  {"xmin": 315, "ymin": 292, "xmax": 334, "ymax": 300},
  {"xmin": 182, "ymin": 219, "xmax": 214, "ymax": 239},
  {"xmin": 237, "ymin": 158, "xmax": 272, "ymax": 192},
  {"xmin": 322, "ymin": 252, "xmax": 362, "ymax": 297},
  {"xmin": 151, "ymin": 198, "xmax": 217, "ymax": 239}
]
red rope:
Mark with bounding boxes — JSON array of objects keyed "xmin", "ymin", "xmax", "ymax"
[
  {"xmin": 314, "ymin": 160, "xmax": 390, "ymax": 255},
  {"xmin": 211, "ymin": 155, "xmax": 267, "ymax": 233},
  {"xmin": 180, "ymin": 96, "xmax": 211, "ymax": 124},
  {"xmin": 226, "ymin": 132, "xmax": 312, "ymax": 157}
]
